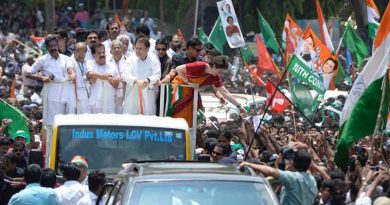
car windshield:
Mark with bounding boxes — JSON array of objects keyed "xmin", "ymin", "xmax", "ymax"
[
  {"xmin": 56, "ymin": 125, "xmax": 186, "ymax": 171},
  {"xmin": 129, "ymin": 180, "xmax": 277, "ymax": 205}
]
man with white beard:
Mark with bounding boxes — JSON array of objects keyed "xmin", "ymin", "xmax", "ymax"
[
  {"xmin": 108, "ymin": 40, "xmax": 128, "ymax": 114},
  {"xmin": 122, "ymin": 37, "xmax": 160, "ymax": 115}
]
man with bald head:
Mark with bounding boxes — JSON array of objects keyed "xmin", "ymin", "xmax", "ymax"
[{"xmin": 67, "ymin": 42, "xmax": 91, "ymax": 113}]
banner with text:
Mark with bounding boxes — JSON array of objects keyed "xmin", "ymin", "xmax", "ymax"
[{"xmin": 287, "ymin": 55, "xmax": 326, "ymax": 94}]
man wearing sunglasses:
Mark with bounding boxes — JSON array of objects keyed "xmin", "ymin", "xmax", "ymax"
[
  {"xmin": 164, "ymin": 38, "xmax": 203, "ymax": 83},
  {"xmin": 155, "ymin": 39, "xmax": 173, "ymax": 85}
]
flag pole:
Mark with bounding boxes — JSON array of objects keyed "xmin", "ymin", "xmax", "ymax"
[
  {"xmin": 286, "ymin": 74, "xmax": 297, "ymax": 135},
  {"xmin": 335, "ymin": 16, "xmax": 352, "ymax": 53},
  {"xmin": 243, "ymin": 66, "xmax": 289, "ymax": 160},
  {"xmin": 369, "ymin": 69, "xmax": 388, "ymax": 162}
]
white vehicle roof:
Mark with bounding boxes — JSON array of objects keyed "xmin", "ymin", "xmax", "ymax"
[{"xmin": 53, "ymin": 114, "xmax": 189, "ymax": 130}]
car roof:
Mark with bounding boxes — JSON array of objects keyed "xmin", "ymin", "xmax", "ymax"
[
  {"xmin": 116, "ymin": 162, "xmax": 265, "ymax": 183},
  {"xmin": 53, "ymin": 114, "xmax": 189, "ymax": 130}
]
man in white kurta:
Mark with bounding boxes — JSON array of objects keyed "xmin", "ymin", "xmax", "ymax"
[
  {"xmin": 27, "ymin": 35, "xmax": 70, "ymax": 126},
  {"xmin": 66, "ymin": 42, "xmax": 91, "ymax": 114},
  {"xmin": 87, "ymin": 43, "xmax": 120, "ymax": 114},
  {"xmin": 85, "ymin": 30, "xmax": 100, "ymax": 62},
  {"xmin": 108, "ymin": 40, "xmax": 129, "ymax": 114},
  {"xmin": 27, "ymin": 35, "xmax": 70, "ymax": 165},
  {"xmin": 123, "ymin": 37, "xmax": 160, "ymax": 115}
]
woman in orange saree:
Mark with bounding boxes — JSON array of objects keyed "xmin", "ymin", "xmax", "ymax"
[{"xmin": 171, "ymin": 55, "xmax": 246, "ymax": 127}]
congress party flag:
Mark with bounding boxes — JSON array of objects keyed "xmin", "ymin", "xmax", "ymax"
[
  {"xmin": 282, "ymin": 14, "xmax": 303, "ymax": 64},
  {"xmin": 315, "ymin": 0, "xmax": 334, "ymax": 51},
  {"xmin": 366, "ymin": 0, "xmax": 380, "ymax": 39},
  {"xmin": 287, "ymin": 26, "xmax": 339, "ymax": 93},
  {"xmin": 335, "ymin": 3, "xmax": 390, "ymax": 169}
]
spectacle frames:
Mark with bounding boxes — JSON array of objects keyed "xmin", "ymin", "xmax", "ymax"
[
  {"xmin": 13, "ymin": 149, "xmax": 24, "ymax": 152},
  {"xmin": 156, "ymin": 48, "xmax": 167, "ymax": 51}
]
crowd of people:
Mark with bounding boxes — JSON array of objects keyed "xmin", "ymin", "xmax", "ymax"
[{"xmin": 1, "ymin": 1, "xmax": 390, "ymax": 205}]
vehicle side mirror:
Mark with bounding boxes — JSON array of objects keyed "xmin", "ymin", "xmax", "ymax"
[{"xmin": 97, "ymin": 183, "xmax": 114, "ymax": 205}]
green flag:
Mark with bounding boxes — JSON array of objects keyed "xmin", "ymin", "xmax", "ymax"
[
  {"xmin": 0, "ymin": 99, "xmax": 30, "ymax": 143},
  {"xmin": 209, "ymin": 17, "xmax": 227, "ymax": 54},
  {"xmin": 197, "ymin": 27, "xmax": 209, "ymax": 44},
  {"xmin": 290, "ymin": 80, "xmax": 315, "ymax": 119},
  {"xmin": 343, "ymin": 24, "xmax": 369, "ymax": 68},
  {"xmin": 257, "ymin": 9, "xmax": 279, "ymax": 54},
  {"xmin": 335, "ymin": 31, "xmax": 390, "ymax": 170},
  {"xmin": 239, "ymin": 45, "xmax": 255, "ymax": 63},
  {"xmin": 335, "ymin": 73, "xmax": 389, "ymax": 170}
]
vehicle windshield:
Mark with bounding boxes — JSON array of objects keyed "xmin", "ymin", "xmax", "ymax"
[
  {"xmin": 56, "ymin": 125, "xmax": 186, "ymax": 171},
  {"xmin": 129, "ymin": 180, "xmax": 277, "ymax": 205}
]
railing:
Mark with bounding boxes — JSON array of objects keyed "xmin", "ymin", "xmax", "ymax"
[{"xmin": 159, "ymin": 84, "xmax": 199, "ymax": 159}]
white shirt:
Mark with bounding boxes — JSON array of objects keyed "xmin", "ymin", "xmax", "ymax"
[
  {"xmin": 55, "ymin": 180, "xmax": 88, "ymax": 205},
  {"xmin": 102, "ymin": 39, "xmax": 112, "ymax": 59},
  {"xmin": 29, "ymin": 53, "xmax": 69, "ymax": 103},
  {"xmin": 85, "ymin": 46, "xmax": 94, "ymax": 62},
  {"xmin": 87, "ymin": 60, "xmax": 119, "ymax": 111},
  {"xmin": 22, "ymin": 63, "xmax": 41, "ymax": 87},
  {"xmin": 167, "ymin": 48, "xmax": 176, "ymax": 59},
  {"xmin": 122, "ymin": 53, "xmax": 161, "ymax": 115},
  {"xmin": 108, "ymin": 55, "xmax": 129, "ymax": 98},
  {"xmin": 67, "ymin": 56, "xmax": 90, "ymax": 100},
  {"xmin": 76, "ymin": 191, "xmax": 99, "ymax": 205}
]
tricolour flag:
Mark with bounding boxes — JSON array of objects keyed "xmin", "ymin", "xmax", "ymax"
[
  {"xmin": 0, "ymin": 99, "xmax": 30, "ymax": 143},
  {"xmin": 31, "ymin": 35, "xmax": 46, "ymax": 54},
  {"xmin": 366, "ymin": 0, "xmax": 380, "ymax": 39},
  {"xmin": 165, "ymin": 84, "xmax": 183, "ymax": 116},
  {"xmin": 257, "ymin": 9, "xmax": 279, "ymax": 54},
  {"xmin": 342, "ymin": 24, "xmax": 369, "ymax": 68},
  {"xmin": 335, "ymin": 4, "xmax": 390, "ymax": 169},
  {"xmin": 266, "ymin": 80, "xmax": 291, "ymax": 113},
  {"xmin": 209, "ymin": 17, "xmax": 227, "ymax": 54},
  {"xmin": 315, "ymin": 0, "xmax": 334, "ymax": 52}
]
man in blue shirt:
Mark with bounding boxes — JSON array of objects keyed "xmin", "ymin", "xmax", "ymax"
[
  {"xmin": 8, "ymin": 164, "xmax": 59, "ymax": 205},
  {"xmin": 241, "ymin": 149, "xmax": 317, "ymax": 205}
]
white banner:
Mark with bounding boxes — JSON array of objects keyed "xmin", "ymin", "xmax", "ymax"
[{"xmin": 216, "ymin": 0, "xmax": 245, "ymax": 48}]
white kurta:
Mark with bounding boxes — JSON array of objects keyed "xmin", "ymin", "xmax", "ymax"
[
  {"xmin": 85, "ymin": 46, "xmax": 94, "ymax": 62},
  {"xmin": 108, "ymin": 55, "xmax": 129, "ymax": 114},
  {"xmin": 122, "ymin": 53, "xmax": 161, "ymax": 115},
  {"xmin": 102, "ymin": 39, "xmax": 113, "ymax": 60},
  {"xmin": 66, "ymin": 56, "xmax": 91, "ymax": 114},
  {"xmin": 29, "ymin": 53, "xmax": 69, "ymax": 125},
  {"xmin": 87, "ymin": 60, "xmax": 119, "ymax": 114}
]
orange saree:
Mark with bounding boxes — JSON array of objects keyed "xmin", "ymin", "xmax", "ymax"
[{"xmin": 171, "ymin": 61, "xmax": 223, "ymax": 127}]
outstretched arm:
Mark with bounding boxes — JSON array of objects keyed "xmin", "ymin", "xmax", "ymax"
[
  {"xmin": 240, "ymin": 161, "xmax": 280, "ymax": 179},
  {"xmin": 214, "ymin": 85, "xmax": 246, "ymax": 116}
]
